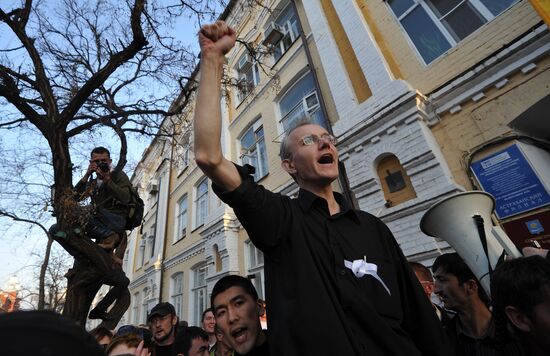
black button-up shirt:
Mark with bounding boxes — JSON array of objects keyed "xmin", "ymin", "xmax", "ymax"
[{"xmin": 214, "ymin": 165, "xmax": 450, "ymax": 355}]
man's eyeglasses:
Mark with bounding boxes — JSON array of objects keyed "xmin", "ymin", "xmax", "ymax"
[{"xmin": 299, "ymin": 134, "xmax": 337, "ymax": 147}]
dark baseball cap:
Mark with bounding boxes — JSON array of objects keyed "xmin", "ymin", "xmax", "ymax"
[{"xmin": 147, "ymin": 302, "xmax": 176, "ymax": 322}]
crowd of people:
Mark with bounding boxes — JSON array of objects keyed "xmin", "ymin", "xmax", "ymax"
[{"xmin": 0, "ymin": 252, "xmax": 549, "ymax": 356}]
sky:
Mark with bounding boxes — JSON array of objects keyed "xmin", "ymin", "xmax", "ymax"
[{"xmin": 0, "ymin": 0, "xmax": 218, "ymax": 296}]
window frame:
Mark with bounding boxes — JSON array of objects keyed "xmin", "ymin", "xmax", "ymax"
[
  {"xmin": 239, "ymin": 119, "xmax": 269, "ymax": 181},
  {"xmin": 387, "ymin": 0, "xmax": 518, "ymax": 64},
  {"xmin": 175, "ymin": 195, "xmax": 188, "ymax": 242},
  {"xmin": 278, "ymin": 72, "xmax": 327, "ymax": 133},
  {"xmin": 171, "ymin": 272, "xmax": 184, "ymax": 317},
  {"xmin": 236, "ymin": 52, "xmax": 261, "ymax": 104},
  {"xmin": 194, "ymin": 178, "xmax": 209, "ymax": 229},
  {"xmin": 245, "ymin": 240, "xmax": 265, "ymax": 300},
  {"xmin": 271, "ymin": 2, "xmax": 300, "ymax": 63},
  {"xmin": 192, "ymin": 265, "xmax": 208, "ymax": 325},
  {"xmin": 132, "ymin": 291, "xmax": 141, "ymax": 324}
]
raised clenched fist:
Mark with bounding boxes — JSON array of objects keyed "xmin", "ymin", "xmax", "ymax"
[{"xmin": 198, "ymin": 20, "xmax": 236, "ymax": 57}]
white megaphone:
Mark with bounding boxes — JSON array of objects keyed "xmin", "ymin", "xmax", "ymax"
[{"xmin": 420, "ymin": 191, "xmax": 522, "ymax": 296}]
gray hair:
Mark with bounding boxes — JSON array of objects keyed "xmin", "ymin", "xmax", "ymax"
[{"xmin": 279, "ymin": 116, "xmax": 314, "ymax": 160}]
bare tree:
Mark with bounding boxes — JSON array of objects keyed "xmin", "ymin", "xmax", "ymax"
[
  {"xmin": 0, "ymin": 0, "xmax": 227, "ymax": 328},
  {"xmin": 0, "ymin": 0, "xmax": 281, "ymax": 328}
]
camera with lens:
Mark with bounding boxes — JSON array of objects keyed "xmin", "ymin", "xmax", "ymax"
[{"xmin": 98, "ymin": 162, "xmax": 110, "ymax": 172}]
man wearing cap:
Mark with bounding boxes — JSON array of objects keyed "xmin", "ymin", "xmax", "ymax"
[{"xmin": 148, "ymin": 302, "xmax": 179, "ymax": 356}]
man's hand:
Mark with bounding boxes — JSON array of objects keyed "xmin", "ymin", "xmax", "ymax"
[
  {"xmin": 134, "ymin": 340, "xmax": 150, "ymax": 356},
  {"xmin": 198, "ymin": 20, "xmax": 236, "ymax": 58},
  {"xmin": 97, "ymin": 169, "xmax": 111, "ymax": 183}
]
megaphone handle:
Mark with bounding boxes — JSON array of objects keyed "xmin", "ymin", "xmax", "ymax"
[{"xmin": 473, "ymin": 214, "xmax": 493, "ymax": 275}]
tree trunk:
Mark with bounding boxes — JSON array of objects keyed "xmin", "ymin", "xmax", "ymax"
[{"xmin": 38, "ymin": 237, "xmax": 54, "ymax": 310}]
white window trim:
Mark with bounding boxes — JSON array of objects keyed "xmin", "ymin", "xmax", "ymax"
[
  {"xmin": 238, "ymin": 119, "xmax": 269, "ymax": 180},
  {"xmin": 272, "ymin": 3, "xmax": 299, "ymax": 62},
  {"xmin": 245, "ymin": 240, "xmax": 265, "ymax": 299},
  {"xmin": 388, "ymin": 0, "xmax": 509, "ymax": 65},
  {"xmin": 277, "ymin": 71, "xmax": 325, "ymax": 134},
  {"xmin": 235, "ymin": 54, "xmax": 261, "ymax": 106},
  {"xmin": 191, "ymin": 265, "xmax": 208, "ymax": 325},
  {"xmin": 132, "ymin": 292, "xmax": 141, "ymax": 324},
  {"xmin": 193, "ymin": 178, "xmax": 209, "ymax": 229},
  {"xmin": 175, "ymin": 195, "xmax": 188, "ymax": 243},
  {"xmin": 171, "ymin": 272, "xmax": 184, "ymax": 317}
]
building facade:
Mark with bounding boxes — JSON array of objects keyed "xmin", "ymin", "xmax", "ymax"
[{"xmin": 123, "ymin": 0, "xmax": 550, "ymax": 326}]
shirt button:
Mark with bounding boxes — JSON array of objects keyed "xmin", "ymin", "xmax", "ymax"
[{"xmin": 339, "ymin": 269, "xmax": 346, "ymax": 276}]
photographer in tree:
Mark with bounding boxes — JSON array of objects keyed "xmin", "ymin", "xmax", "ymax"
[{"xmin": 75, "ymin": 146, "xmax": 131, "ymax": 258}]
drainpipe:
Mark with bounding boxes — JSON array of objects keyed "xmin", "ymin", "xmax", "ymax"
[
  {"xmin": 157, "ymin": 130, "xmax": 175, "ymax": 302},
  {"xmin": 290, "ymin": 0, "xmax": 358, "ymax": 209}
]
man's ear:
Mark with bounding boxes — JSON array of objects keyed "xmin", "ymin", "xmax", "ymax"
[
  {"xmin": 464, "ymin": 279, "xmax": 478, "ymax": 296},
  {"xmin": 424, "ymin": 282, "xmax": 435, "ymax": 296},
  {"xmin": 256, "ymin": 300, "xmax": 265, "ymax": 317},
  {"xmin": 172, "ymin": 315, "xmax": 178, "ymax": 326},
  {"xmin": 505, "ymin": 306, "xmax": 532, "ymax": 333},
  {"xmin": 281, "ymin": 159, "xmax": 296, "ymax": 175}
]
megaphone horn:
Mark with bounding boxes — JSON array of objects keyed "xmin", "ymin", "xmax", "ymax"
[{"xmin": 420, "ymin": 191, "xmax": 522, "ymax": 297}]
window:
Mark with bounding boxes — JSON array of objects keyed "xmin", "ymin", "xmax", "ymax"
[
  {"xmin": 138, "ymin": 236, "xmax": 146, "ymax": 267},
  {"xmin": 142, "ymin": 288, "xmax": 149, "ymax": 322},
  {"xmin": 377, "ymin": 154, "xmax": 417, "ymax": 206},
  {"xmin": 271, "ymin": 3, "xmax": 300, "ymax": 62},
  {"xmin": 176, "ymin": 195, "xmax": 188, "ymax": 241},
  {"xmin": 132, "ymin": 291, "xmax": 141, "ymax": 324},
  {"xmin": 177, "ymin": 144, "xmax": 190, "ymax": 171},
  {"xmin": 279, "ymin": 72, "xmax": 326, "ymax": 132},
  {"xmin": 194, "ymin": 179, "xmax": 208, "ymax": 228},
  {"xmin": 192, "ymin": 265, "xmax": 208, "ymax": 325},
  {"xmin": 240, "ymin": 121, "xmax": 269, "ymax": 180},
  {"xmin": 245, "ymin": 241, "xmax": 265, "ymax": 299},
  {"xmin": 123, "ymin": 250, "xmax": 129, "ymax": 272},
  {"xmin": 388, "ymin": 0, "xmax": 519, "ymax": 64},
  {"xmin": 171, "ymin": 273, "xmax": 184, "ymax": 317},
  {"xmin": 236, "ymin": 53, "xmax": 260, "ymax": 103},
  {"xmin": 148, "ymin": 227, "xmax": 156, "ymax": 260}
]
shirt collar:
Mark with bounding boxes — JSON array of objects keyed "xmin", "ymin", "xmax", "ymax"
[
  {"xmin": 455, "ymin": 316, "xmax": 496, "ymax": 340},
  {"xmin": 297, "ymin": 188, "xmax": 359, "ymax": 223}
]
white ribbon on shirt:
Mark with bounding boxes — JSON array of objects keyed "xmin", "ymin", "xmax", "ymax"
[{"xmin": 344, "ymin": 258, "xmax": 391, "ymax": 296}]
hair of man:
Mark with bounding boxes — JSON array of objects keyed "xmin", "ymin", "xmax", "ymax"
[
  {"xmin": 210, "ymin": 275, "xmax": 259, "ymax": 307},
  {"xmin": 201, "ymin": 307, "xmax": 213, "ymax": 322},
  {"xmin": 492, "ymin": 255, "xmax": 550, "ymax": 325},
  {"xmin": 432, "ymin": 252, "xmax": 490, "ymax": 306},
  {"xmin": 179, "ymin": 326, "xmax": 209, "ymax": 356},
  {"xmin": 105, "ymin": 332, "xmax": 143, "ymax": 356},
  {"xmin": 91, "ymin": 146, "xmax": 111, "ymax": 158},
  {"xmin": 410, "ymin": 261, "xmax": 433, "ymax": 282},
  {"xmin": 90, "ymin": 325, "xmax": 113, "ymax": 342},
  {"xmin": 278, "ymin": 115, "xmax": 315, "ymax": 161}
]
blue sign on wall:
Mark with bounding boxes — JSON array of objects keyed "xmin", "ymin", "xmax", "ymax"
[{"xmin": 470, "ymin": 144, "xmax": 550, "ymax": 219}]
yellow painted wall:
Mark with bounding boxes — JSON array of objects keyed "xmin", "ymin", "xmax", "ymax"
[
  {"xmin": 363, "ymin": 1, "xmax": 542, "ymax": 94},
  {"xmin": 430, "ymin": 56, "xmax": 550, "ymax": 188}
]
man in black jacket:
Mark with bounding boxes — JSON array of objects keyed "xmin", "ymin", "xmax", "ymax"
[{"xmin": 194, "ymin": 21, "xmax": 449, "ymax": 356}]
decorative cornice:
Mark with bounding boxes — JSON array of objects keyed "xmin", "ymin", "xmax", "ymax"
[
  {"xmin": 129, "ymin": 266, "xmax": 158, "ymax": 289},
  {"xmin": 163, "ymin": 240, "xmax": 205, "ymax": 270},
  {"xmin": 429, "ymin": 26, "xmax": 549, "ymax": 118}
]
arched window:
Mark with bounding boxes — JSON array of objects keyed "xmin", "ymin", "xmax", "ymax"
[{"xmin": 377, "ymin": 155, "xmax": 416, "ymax": 207}]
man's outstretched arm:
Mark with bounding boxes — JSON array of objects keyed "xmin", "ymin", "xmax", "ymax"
[{"xmin": 194, "ymin": 21, "xmax": 242, "ymax": 191}]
